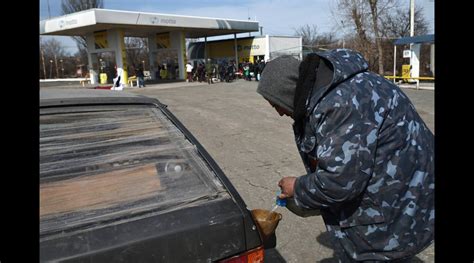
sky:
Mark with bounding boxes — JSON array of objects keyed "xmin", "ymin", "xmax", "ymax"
[{"xmin": 40, "ymin": 0, "xmax": 434, "ymax": 54}]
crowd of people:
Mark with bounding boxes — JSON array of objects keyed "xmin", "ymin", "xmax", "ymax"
[
  {"xmin": 129, "ymin": 63, "xmax": 180, "ymax": 87},
  {"xmin": 186, "ymin": 59, "xmax": 266, "ymax": 84},
  {"xmin": 128, "ymin": 59, "xmax": 267, "ymax": 87}
]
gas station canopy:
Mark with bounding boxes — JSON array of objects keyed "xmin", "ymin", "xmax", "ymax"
[
  {"xmin": 40, "ymin": 8, "xmax": 260, "ymax": 85},
  {"xmin": 393, "ymin": 34, "xmax": 434, "ymax": 46},
  {"xmin": 40, "ymin": 8, "xmax": 259, "ymax": 38}
]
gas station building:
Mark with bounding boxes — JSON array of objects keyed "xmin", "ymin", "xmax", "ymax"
[
  {"xmin": 188, "ymin": 35, "xmax": 302, "ymax": 65},
  {"xmin": 40, "ymin": 8, "xmax": 260, "ymax": 85}
]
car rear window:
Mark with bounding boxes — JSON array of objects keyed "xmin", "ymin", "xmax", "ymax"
[{"xmin": 40, "ymin": 104, "xmax": 227, "ymax": 237}]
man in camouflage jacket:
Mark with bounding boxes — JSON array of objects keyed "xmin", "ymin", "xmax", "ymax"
[{"xmin": 256, "ymin": 49, "xmax": 434, "ymax": 262}]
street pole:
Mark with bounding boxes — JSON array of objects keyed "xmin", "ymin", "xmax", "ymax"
[
  {"xmin": 234, "ymin": 33, "xmax": 238, "ymax": 65},
  {"xmin": 40, "ymin": 47, "xmax": 47, "ymax": 79},
  {"xmin": 393, "ymin": 45, "xmax": 397, "ymax": 83},
  {"xmin": 54, "ymin": 54, "xmax": 59, "ymax": 79},
  {"xmin": 49, "ymin": 60, "xmax": 53, "ymax": 79},
  {"xmin": 204, "ymin": 36, "xmax": 208, "ymax": 61},
  {"xmin": 409, "ymin": 0, "xmax": 415, "ymax": 63},
  {"xmin": 248, "ymin": 8, "xmax": 251, "ymax": 37},
  {"xmin": 47, "ymin": 0, "xmax": 51, "ymax": 19},
  {"xmin": 341, "ymin": 21, "xmax": 346, "ymax": 49},
  {"xmin": 410, "ymin": 0, "xmax": 415, "ymax": 37},
  {"xmin": 409, "ymin": 0, "xmax": 417, "ymax": 85},
  {"xmin": 60, "ymin": 59, "xmax": 64, "ymax": 78}
]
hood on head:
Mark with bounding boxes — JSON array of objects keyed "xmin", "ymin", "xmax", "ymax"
[
  {"xmin": 257, "ymin": 55, "xmax": 300, "ymax": 114},
  {"xmin": 307, "ymin": 49, "xmax": 369, "ymax": 111},
  {"xmin": 257, "ymin": 49, "xmax": 369, "ymax": 117},
  {"xmin": 317, "ymin": 49, "xmax": 369, "ymax": 86}
]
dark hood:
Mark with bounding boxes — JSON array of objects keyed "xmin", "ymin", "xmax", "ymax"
[{"xmin": 308, "ymin": 49, "xmax": 369, "ymax": 113}]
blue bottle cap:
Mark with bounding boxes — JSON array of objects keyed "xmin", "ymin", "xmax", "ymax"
[{"xmin": 276, "ymin": 191, "xmax": 287, "ymax": 206}]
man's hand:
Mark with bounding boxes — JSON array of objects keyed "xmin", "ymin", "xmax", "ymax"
[{"xmin": 278, "ymin": 177, "xmax": 297, "ymax": 199}]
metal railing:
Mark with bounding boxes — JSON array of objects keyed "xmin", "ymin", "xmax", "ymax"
[
  {"xmin": 383, "ymin": 76, "xmax": 435, "ymax": 90},
  {"xmin": 384, "ymin": 76, "xmax": 435, "ymax": 80}
]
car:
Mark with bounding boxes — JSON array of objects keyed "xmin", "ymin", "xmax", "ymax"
[{"xmin": 40, "ymin": 89, "xmax": 277, "ymax": 262}]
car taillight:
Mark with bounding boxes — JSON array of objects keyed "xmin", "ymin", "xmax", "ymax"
[{"xmin": 218, "ymin": 246, "xmax": 264, "ymax": 263}]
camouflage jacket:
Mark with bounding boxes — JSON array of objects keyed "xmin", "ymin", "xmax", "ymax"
[{"xmin": 292, "ymin": 49, "xmax": 434, "ymax": 261}]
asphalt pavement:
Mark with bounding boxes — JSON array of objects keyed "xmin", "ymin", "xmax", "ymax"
[
  {"xmin": 126, "ymin": 79, "xmax": 435, "ymax": 262},
  {"xmin": 40, "ymin": 79, "xmax": 435, "ymax": 262}
]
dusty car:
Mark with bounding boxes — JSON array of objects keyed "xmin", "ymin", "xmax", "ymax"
[{"xmin": 40, "ymin": 89, "xmax": 276, "ymax": 262}]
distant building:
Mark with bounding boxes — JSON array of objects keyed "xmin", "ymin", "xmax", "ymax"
[{"xmin": 188, "ymin": 35, "xmax": 302, "ymax": 65}]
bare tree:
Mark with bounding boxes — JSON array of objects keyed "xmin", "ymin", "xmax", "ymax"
[
  {"xmin": 125, "ymin": 37, "xmax": 149, "ymax": 73},
  {"xmin": 41, "ymin": 38, "xmax": 67, "ymax": 79},
  {"xmin": 380, "ymin": 4, "xmax": 430, "ymax": 76},
  {"xmin": 294, "ymin": 24, "xmax": 338, "ymax": 52},
  {"xmin": 40, "ymin": 42, "xmax": 47, "ymax": 79},
  {"xmin": 61, "ymin": 0, "xmax": 104, "ymax": 62},
  {"xmin": 294, "ymin": 24, "xmax": 320, "ymax": 48},
  {"xmin": 380, "ymin": 5, "xmax": 429, "ymax": 38},
  {"xmin": 316, "ymin": 32, "xmax": 338, "ymax": 50},
  {"xmin": 76, "ymin": 46, "xmax": 89, "ymax": 67},
  {"xmin": 332, "ymin": 0, "xmax": 373, "ymax": 62},
  {"xmin": 61, "ymin": 0, "xmax": 103, "ymax": 14},
  {"xmin": 332, "ymin": 0, "xmax": 405, "ymax": 74},
  {"xmin": 369, "ymin": 0, "xmax": 385, "ymax": 74}
]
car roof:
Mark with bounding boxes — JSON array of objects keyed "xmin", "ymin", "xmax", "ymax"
[{"xmin": 40, "ymin": 89, "xmax": 160, "ymax": 107}]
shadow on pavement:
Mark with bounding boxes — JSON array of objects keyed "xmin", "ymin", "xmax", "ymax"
[
  {"xmin": 316, "ymin": 231, "xmax": 340, "ymax": 263},
  {"xmin": 316, "ymin": 231, "xmax": 425, "ymax": 262},
  {"xmin": 264, "ymin": 248, "xmax": 286, "ymax": 263}
]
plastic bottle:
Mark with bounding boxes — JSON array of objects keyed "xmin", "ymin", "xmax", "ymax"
[
  {"xmin": 270, "ymin": 190, "xmax": 287, "ymax": 214},
  {"xmin": 275, "ymin": 190, "xmax": 287, "ymax": 207}
]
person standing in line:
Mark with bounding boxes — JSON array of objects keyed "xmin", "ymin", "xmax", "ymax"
[
  {"xmin": 219, "ymin": 61, "xmax": 226, "ymax": 82},
  {"xmin": 160, "ymin": 65, "xmax": 167, "ymax": 80},
  {"xmin": 243, "ymin": 62, "xmax": 250, "ymax": 81},
  {"xmin": 136, "ymin": 67, "xmax": 145, "ymax": 88},
  {"xmin": 205, "ymin": 58, "xmax": 214, "ymax": 84},
  {"xmin": 186, "ymin": 62, "xmax": 194, "ymax": 82}
]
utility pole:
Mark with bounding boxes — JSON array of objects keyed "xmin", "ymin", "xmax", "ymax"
[
  {"xmin": 248, "ymin": 8, "xmax": 251, "ymax": 37},
  {"xmin": 49, "ymin": 60, "xmax": 53, "ymax": 79},
  {"xmin": 341, "ymin": 20, "xmax": 346, "ymax": 49},
  {"xmin": 54, "ymin": 54, "xmax": 59, "ymax": 79},
  {"xmin": 47, "ymin": 0, "xmax": 51, "ymax": 19},
  {"xmin": 409, "ymin": 0, "xmax": 415, "ymax": 59},
  {"xmin": 60, "ymin": 59, "xmax": 64, "ymax": 78},
  {"xmin": 410, "ymin": 0, "xmax": 415, "ymax": 37},
  {"xmin": 40, "ymin": 46, "xmax": 47, "ymax": 79},
  {"xmin": 410, "ymin": 0, "xmax": 420, "ymax": 83}
]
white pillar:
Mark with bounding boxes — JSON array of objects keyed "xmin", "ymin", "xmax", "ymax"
[
  {"xmin": 411, "ymin": 44, "xmax": 420, "ymax": 79},
  {"xmin": 234, "ymin": 34, "xmax": 239, "ymax": 64},
  {"xmin": 148, "ymin": 35, "xmax": 157, "ymax": 80},
  {"xmin": 204, "ymin": 36, "xmax": 208, "ymax": 60},
  {"xmin": 265, "ymin": 35, "xmax": 270, "ymax": 62},
  {"xmin": 299, "ymin": 36, "xmax": 303, "ymax": 60},
  {"xmin": 170, "ymin": 31, "xmax": 186, "ymax": 80},
  {"xmin": 393, "ymin": 45, "xmax": 397, "ymax": 83},
  {"xmin": 108, "ymin": 29, "xmax": 128, "ymax": 86},
  {"xmin": 85, "ymin": 34, "xmax": 98, "ymax": 84},
  {"xmin": 409, "ymin": 0, "xmax": 416, "ymax": 83}
]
